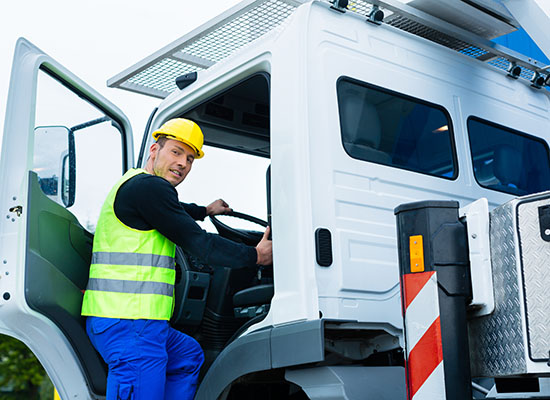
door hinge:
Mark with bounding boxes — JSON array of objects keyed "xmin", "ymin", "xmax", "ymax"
[{"xmin": 9, "ymin": 206, "xmax": 22, "ymax": 217}]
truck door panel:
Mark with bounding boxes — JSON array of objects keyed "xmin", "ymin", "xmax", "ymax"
[
  {"xmin": 0, "ymin": 38, "xmax": 134, "ymax": 398},
  {"xmin": 26, "ymin": 171, "xmax": 107, "ymax": 394}
]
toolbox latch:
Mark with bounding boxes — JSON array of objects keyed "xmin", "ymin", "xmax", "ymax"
[{"xmin": 538, "ymin": 205, "xmax": 550, "ymax": 242}]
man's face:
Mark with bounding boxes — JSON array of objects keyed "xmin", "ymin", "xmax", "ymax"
[{"xmin": 150, "ymin": 139, "xmax": 195, "ymax": 186}]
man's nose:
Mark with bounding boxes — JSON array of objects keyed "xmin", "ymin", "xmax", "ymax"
[{"xmin": 177, "ymin": 157, "xmax": 187, "ymax": 169}]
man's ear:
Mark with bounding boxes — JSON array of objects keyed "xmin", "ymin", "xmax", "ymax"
[{"xmin": 150, "ymin": 142, "xmax": 160, "ymax": 161}]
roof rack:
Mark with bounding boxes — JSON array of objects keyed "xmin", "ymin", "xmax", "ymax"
[
  {"xmin": 108, "ymin": 0, "xmax": 549, "ymax": 99},
  {"xmin": 107, "ymin": 0, "xmax": 307, "ymax": 99},
  {"xmin": 369, "ymin": 0, "xmax": 548, "ymax": 84}
]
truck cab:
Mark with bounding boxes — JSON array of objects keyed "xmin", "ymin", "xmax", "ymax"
[{"xmin": 1, "ymin": 0, "xmax": 550, "ymax": 399}]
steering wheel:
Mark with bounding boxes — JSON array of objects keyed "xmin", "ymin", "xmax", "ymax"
[{"xmin": 209, "ymin": 211, "xmax": 268, "ymax": 246}]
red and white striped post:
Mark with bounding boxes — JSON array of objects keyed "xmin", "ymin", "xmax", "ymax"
[
  {"xmin": 403, "ymin": 270, "xmax": 445, "ymax": 399},
  {"xmin": 395, "ymin": 201, "xmax": 472, "ymax": 400}
]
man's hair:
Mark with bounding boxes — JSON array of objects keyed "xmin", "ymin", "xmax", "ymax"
[{"xmin": 156, "ymin": 135, "xmax": 168, "ymax": 149}]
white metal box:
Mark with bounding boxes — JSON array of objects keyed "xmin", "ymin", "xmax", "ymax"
[{"xmin": 469, "ymin": 192, "xmax": 550, "ymax": 377}]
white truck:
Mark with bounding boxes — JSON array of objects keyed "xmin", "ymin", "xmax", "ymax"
[{"xmin": 1, "ymin": 0, "xmax": 550, "ymax": 398}]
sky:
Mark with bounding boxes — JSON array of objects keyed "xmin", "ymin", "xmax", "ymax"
[
  {"xmin": 0, "ymin": 0, "xmax": 272, "ymax": 231},
  {"xmin": 0, "ymin": 1, "xmax": 236, "ymax": 142}
]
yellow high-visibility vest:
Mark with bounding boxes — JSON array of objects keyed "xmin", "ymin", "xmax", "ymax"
[{"xmin": 81, "ymin": 168, "xmax": 176, "ymax": 320}]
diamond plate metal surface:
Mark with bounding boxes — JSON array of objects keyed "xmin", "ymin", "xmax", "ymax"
[
  {"xmin": 518, "ymin": 198, "xmax": 550, "ymax": 361},
  {"xmin": 468, "ymin": 201, "xmax": 526, "ymax": 377}
]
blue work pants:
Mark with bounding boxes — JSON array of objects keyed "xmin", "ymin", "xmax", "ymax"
[{"xmin": 86, "ymin": 317, "xmax": 204, "ymax": 400}]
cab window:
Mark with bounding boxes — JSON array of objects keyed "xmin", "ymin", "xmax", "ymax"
[
  {"xmin": 468, "ymin": 117, "xmax": 550, "ymax": 196},
  {"xmin": 337, "ymin": 78, "xmax": 457, "ymax": 179},
  {"xmin": 33, "ymin": 67, "xmax": 126, "ymax": 231}
]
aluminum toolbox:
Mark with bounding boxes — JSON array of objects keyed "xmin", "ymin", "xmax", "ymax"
[{"xmin": 469, "ymin": 191, "xmax": 550, "ymax": 377}]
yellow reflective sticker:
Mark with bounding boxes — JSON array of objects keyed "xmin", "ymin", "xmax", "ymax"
[{"xmin": 409, "ymin": 235, "xmax": 424, "ymax": 273}]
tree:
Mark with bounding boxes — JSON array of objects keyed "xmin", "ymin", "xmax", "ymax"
[{"xmin": 0, "ymin": 334, "xmax": 52, "ymax": 399}]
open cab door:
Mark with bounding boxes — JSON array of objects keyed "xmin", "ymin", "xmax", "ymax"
[{"xmin": 0, "ymin": 38, "xmax": 134, "ymax": 399}]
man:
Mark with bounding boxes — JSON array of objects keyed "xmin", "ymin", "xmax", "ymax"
[{"xmin": 81, "ymin": 118, "xmax": 272, "ymax": 400}]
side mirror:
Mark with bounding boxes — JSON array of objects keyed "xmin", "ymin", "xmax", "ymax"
[
  {"xmin": 33, "ymin": 126, "xmax": 76, "ymax": 207},
  {"xmin": 61, "ymin": 130, "xmax": 76, "ymax": 207}
]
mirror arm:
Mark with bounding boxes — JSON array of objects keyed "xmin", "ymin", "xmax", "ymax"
[{"xmin": 70, "ymin": 116, "xmax": 111, "ymax": 133}]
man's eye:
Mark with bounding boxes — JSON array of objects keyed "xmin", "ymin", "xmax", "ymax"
[{"xmin": 172, "ymin": 150, "xmax": 179, "ymax": 155}]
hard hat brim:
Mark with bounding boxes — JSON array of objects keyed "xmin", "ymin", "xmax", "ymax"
[{"xmin": 153, "ymin": 132, "xmax": 204, "ymax": 159}]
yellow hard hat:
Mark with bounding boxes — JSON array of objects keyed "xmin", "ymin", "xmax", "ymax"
[{"xmin": 152, "ymin": 118, "xmax": 205, "ymax": 159}]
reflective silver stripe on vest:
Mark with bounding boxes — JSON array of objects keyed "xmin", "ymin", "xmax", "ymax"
[
  {"xmin": 87, "ymin": 278, "xmax": 174, "ymax": 297},
  {"xmin": 91, "ymin": 252, "xmax": 175, "ymax": 269}
]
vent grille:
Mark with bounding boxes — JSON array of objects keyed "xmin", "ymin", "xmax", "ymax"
[
  {"xmin": 315, "ymin": 228, "xmax": 333, "ymax": 267},
  {"xmin": 387, "ymin": 15, "xmax": 475, "ymax": 52}
]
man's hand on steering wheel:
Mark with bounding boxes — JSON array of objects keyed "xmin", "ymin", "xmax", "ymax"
[
  {"xmin": 209, "ymin": 210, "xmax": 269, "ymax": 246},
  {"xmin": 256, "ymin": 227, "xmax": 272, "ymax": 266},
  {"xmin": 206, "ymin": 198, "xmax": 233, "ymax": 216},
  {"xmin": 207, "ymin": 200, "xmax": 272, "ymax": 265}
]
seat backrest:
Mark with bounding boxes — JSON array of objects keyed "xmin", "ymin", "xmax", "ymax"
[
  {"xmin": 488, "ymin": 145, "xmax": 527, "ymax": 195},
  {"xmin": 341, "ymin": 91, "xmax": 391, "ymax": 164},
  {"xmin": 493, "ymin": 145, "xmax": 523, "ymax": 187}
]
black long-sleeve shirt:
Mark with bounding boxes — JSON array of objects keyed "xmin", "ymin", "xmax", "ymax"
[{"xmin": 113, "ymin": 173, "xmax": 257, "ymax": 268}]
